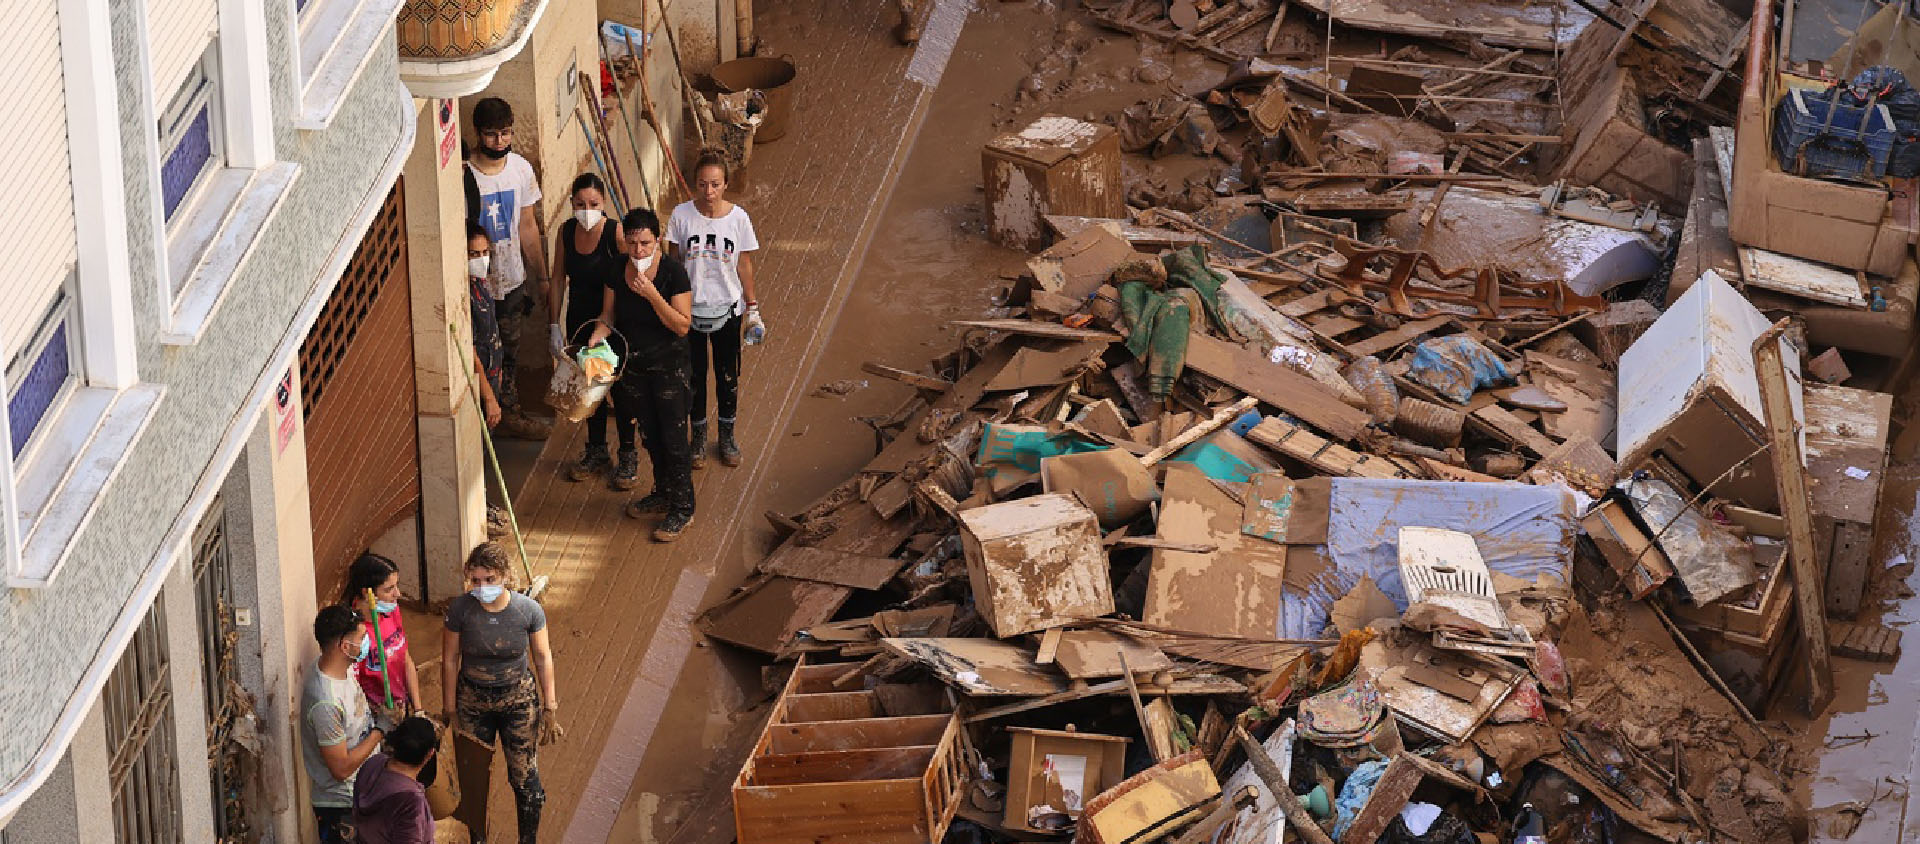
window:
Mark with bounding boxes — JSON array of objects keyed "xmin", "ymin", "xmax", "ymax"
[
  {"xmin": 158, "ymin": 49, "xmax": 221, "ymax": 226},
  {"xmin": 104, "ymin": 602, "xmax": 182, "ymax": 843},
  {"xmin": 6, "ymin": 289, "xmax": 79, "ymax": 463}
]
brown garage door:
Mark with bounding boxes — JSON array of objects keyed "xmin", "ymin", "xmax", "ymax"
[{"xmin": 301, "ymin": 179, "xmax": 420, "ymax": 603}]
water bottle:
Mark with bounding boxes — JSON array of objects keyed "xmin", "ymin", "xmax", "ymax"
[
  {"xmin": 1513, "ymin": 803, "xmax": 1547, "ymax": 844},
  {"xmin": 742, "ymin": 306, "xmax": 766, "ymax": 346}
]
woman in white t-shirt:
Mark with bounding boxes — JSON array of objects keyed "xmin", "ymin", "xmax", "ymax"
[{"xmin": 666, "ymin": 153, "xmax": 764, "ymax": 469}]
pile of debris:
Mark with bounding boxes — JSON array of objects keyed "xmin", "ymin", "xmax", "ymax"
[{"xmin": 702, "ymin": 0, "xmax": 1920, "ymax": 839}]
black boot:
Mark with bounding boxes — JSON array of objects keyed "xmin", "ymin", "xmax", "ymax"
[
  {"xmin": 567, "ymin": 447, "xmax": 611, "ymax": 482},
  {"xmin": 611, "ymin": 449, "xmax": 640, "ymax": 491},
  {"xmin": 689, "ymin": 418, "xmax": 709, "ymax": 470},
  {"xmin": 718, "ymin": 418, "xmax": 742, "ymax": 467}
]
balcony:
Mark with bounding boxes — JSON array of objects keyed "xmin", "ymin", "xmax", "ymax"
[{"xmin": 395, "ymin": 0, "xmax": 549, "ymax": 98}]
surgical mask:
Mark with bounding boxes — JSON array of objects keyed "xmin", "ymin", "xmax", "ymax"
[
  {"xmin": 575, "ymin": 208, "xmax": 605, "ymax": 228},
  {"xmin": 374, "ymin": 600, "xmax": 398, "ymax": 615},
  {"xmin": 351, "ymin": 636, "xmax": 372, "ymax": 663},
  {"xmin": 471, "ymin": 584, "xmax": 505, "ymax": 603},
  {"xmin": 631, "ymin": 253, "xmax": 654, "ymax": 273},
  {"xmin": 476, "ymin": 144, "xmax": 510, "ymax": 160},
  {"xmin": 468, "ymin": 256, "xmax": 491, "ymax": 279}
]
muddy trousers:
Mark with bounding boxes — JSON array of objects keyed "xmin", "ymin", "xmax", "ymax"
[
  {"xmin": 495, "ymin": 288, "xmax": 533, "ymax": 414},
  {"xmin": 687, "ymin": 315, "xmax": 743, "ymax": 427},
  {"xmin": 453, "ymin": 676, "xmax": 544, "ymax": 844},
  {"xmin": 619, "ymin": 350, "xmax": 697, "ymax": 513},
  {"xmin": 583, "ymin": 396, "xmax": 638, "ymax": 454}
]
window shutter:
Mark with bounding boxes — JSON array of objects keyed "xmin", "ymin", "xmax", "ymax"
[
  {"xmin": 0, "ymin": 1, "xmax": 78, "ymax": 362},
  {"xmin": 147, "ymin": 0, "xmax": 217, "ymax": 106}
]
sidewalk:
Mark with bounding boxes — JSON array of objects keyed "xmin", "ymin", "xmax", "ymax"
[{"xmin": 446, "ymin": 3, "xmax": 973, "ymax": 842}]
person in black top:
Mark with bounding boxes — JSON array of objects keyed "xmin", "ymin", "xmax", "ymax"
[
  {"xmin": 587, "ymin": 209, "xmax": 697, "ymax": 541},
  {"xmin": 545, "ymin": 173, "xmax": 636, "ymax": 488}
]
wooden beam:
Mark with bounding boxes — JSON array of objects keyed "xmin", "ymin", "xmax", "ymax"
[
  {"xmin": 1753, "ymin": 319, "xmax": 1834, "ymax": 714},
  {"xmin": 861, "ymin": 361, "xmax": 954, "ymax": 392}
]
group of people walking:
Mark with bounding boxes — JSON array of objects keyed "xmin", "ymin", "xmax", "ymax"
[
  {"xmin": 295, "ymin": 94, "xmax": 763, "ymax": 844},
  {"xmin": 466, "ymin": 96, "xmax": 765, "ymax": 541},
  {"xmin": 304, "ymin": 546, "xmax": 555, "ymax": 844}
]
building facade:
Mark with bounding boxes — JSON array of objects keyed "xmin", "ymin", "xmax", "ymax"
[{"xmin": 0, "ymin": 0, "xmax": 732, "ymax": 837}]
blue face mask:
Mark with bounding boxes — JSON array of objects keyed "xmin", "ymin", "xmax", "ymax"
[
  {"xmin": 471, "ymin": 584, "xmax": 506, "ymax": 603},
  {"xmin": 374, "ymin": 600, "xmax": 398, "ymax": 615},
  {"xmin": 351, "ymin": 635, "xmax": 372, "ymax": 664}
]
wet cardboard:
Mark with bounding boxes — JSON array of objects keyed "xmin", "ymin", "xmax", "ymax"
[
  {"xmin": 1143, "ymin": 464, "xmax": 1289, "ymax": 639},
  {"xmin": 1041, "ymin": 448, "xmax": 1160, "ymax": 529},
  {"xmin": 1027, "ymin": 224, "xmax": 1138, "ymax": 301}
]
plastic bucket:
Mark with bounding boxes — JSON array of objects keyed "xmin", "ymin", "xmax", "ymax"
[{"xmin": 712, "ymin": 57, "xmax": 796, "ymax": 143}]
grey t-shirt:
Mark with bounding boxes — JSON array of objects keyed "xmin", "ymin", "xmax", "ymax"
[
  {"xmin": 301, "ymin": 661, "xmax": 376, "ymax": 808},
  {"xmin": 444, "ymin": 592, "xmax": 547, "ymax": 687}
]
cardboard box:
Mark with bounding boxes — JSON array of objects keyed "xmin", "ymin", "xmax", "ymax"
[
  {"xmin": 957, "ymin": 493, "xmax": 1115, "ymax": 637},
  {"xmin": 984, "ymin": 115, "xmax": 1125, "ymax": 252},
  {"xmin": 1003, "ymin": 727, "xmax": 1130, "ymax": 833}
]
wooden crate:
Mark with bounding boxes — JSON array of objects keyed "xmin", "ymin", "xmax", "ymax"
[
  {"xmin": 735, "ymin": 659, "xmax": 971, "ymax": 844},
  {"xmin": 958, "ymin": 493, "xmax": 1115, "ymax": 637},
  {"xmin": 983, "ymin": 115, "xmax": 1124, "ymax": 252}
]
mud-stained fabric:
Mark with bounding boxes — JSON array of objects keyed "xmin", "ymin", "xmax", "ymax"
[
  {"xmin": 443, "ymin": 592, "xmax": 547, "ymax": 687},
  {"xmin": 687, "ymin": 312, "xmax": 742, "ymax": 424},
  {"xmin": 454, "ymin": 675, "xmax": 544, "ymax": 844},
  {"xmin": 619, "ymin": 351, "xmax": 696, "ymax": 514}
]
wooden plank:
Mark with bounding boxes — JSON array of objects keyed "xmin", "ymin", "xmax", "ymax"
[
  {"xmin": 750, "ymin": 746, "xmax": 939, "ymax": 786},
  {"xmin": 1831, "ymin": 622, "xmax": 1903, "ymax": 662},
  {"xmin": 950, "ymin": 319, "xmax": 1122, "ymax": 341},
  {"xmin": 783, "ymin": 691, "xmax": 879, "ymax": 723},
  {"xmin": 1142, "ymin": 396, "xmax": 1260, "ymax": 466},
  {"xmin": 1243, "ymin": 416, "xmax": 1419, "ymax": 479},
  {"xmin": 1307, "ymin": 314, "xmax": 1366, "ymax": 336},
  {"xmin": 733, "ymin": 778, "xmax": 931, "ymax": 844},
  {"xmin": 1344, "ymin": 316, "xmax": 1453, "ymax": 358},
  {"xmin": 861, "ymin": 361, "xmax": 953, "ymax": 392},
  {"xmin": 1278, "ymin": 289, "xmax": 1341, "ymax": 317},
  {"xmin": 1825, "ymin": 519, "xmax": 1875, "ymax": 620},
  {"xmin": 1803, "ymin": 383, "xmax": 1893, "ymax": 523},
  {"xmin": 1342, "ymin": 755, "xmax": 1425, "ymax": 844},
  {"xmin": 961, "ymin": 674, "xmax": 1248, "ymax": 723},
  {"xmin": 1753, "ymin": 320, "xmax": 1834, "ymax": 714},
  {"xmin": 767, "ymin": 715, "xmax": 954, "ymax": 754},
  {"xmin": 1055, "ymin": 630, "xmax": 1176, "ymax": 679},
  {"xmin": 1182, "ymin": 331, "xmax": 1372, "ymax": 441},
  {"xmin": 1469, "ymin": 405, "xmax": 1560, "ymax": 457},
  {"xmin": 761, "ymin": 545, "xmax": 907, "ymax": 590}
]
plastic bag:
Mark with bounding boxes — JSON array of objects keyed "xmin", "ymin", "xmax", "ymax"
[{"xmin": 1406, "ymin": 335, "xmax": 1512, "ymax": 404}]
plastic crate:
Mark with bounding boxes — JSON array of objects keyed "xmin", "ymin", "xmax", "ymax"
[{"xmin": 1772, "ymin": 86, "xmax": 1897, "ymax": 181}]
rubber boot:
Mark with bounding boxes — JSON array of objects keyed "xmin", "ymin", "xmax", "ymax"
[
  {"xmin": 689, "ymin": 419, "xmax": 709, "ymax": 470},
  {"xmin": 718, "ymin": 419, "xmax": 742, "ymax": 467}
]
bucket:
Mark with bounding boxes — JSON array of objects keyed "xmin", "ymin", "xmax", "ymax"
[
  {"xmin": 1394, "ymin": 396, "xmax": 1465, "ymax": 447},
  {"xmin": 545, "ymin": 322, "xmax": 625, "ymax": 423},
  {"xmin": 712, "ymin": 56, "xmax": 796, "ymax": 143}
]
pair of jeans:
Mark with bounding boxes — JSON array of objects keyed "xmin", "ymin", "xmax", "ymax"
[
  {"xmin": 584, "ymin": 396, "xmax": 637, "ymax": 454},
  {"xmin": 453, "ymin": 674, "xmax": 543, "ymax": 844},
  {"xmin": 687, "ymin": 314, "xmax": 742, "ymax": 426},
  {"xmin": 618, "ymin": 346, "xmax": 696, "ymax": 513}
]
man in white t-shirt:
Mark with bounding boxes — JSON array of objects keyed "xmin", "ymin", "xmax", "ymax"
[
  {"xmin": 301, "ymin": 605, "xmax": 386, "ymax": 843},
  {"xmin": 467, "ymin": 97, "xmax": 551, "ymax": 440}
]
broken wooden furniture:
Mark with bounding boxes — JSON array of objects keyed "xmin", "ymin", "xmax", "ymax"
[
  {"xmin": 1003, "ymin": 727, "xmax": 1130, "ymax": 834},
  {"xmin": 1315, "ymin": 237, "xmax": 1606, "ymax": 319},
  {"xmin": 984, "ymin": 114, "xmax": 1125, "ymax": 251},
  {"xmin": 733, "ymin": 658, "xmax": 971, "ymax": 844},
  {"xmin": 1801, "ymin": 382, "xmax": 1893, "ymax": 619},
  {"xmin": 958, "ymin": 493, "xmax": 1116, "ymax": 637},
  {"xmin": 1077, "ymin": 750, "xmax": 1223, "ymax": 844}
]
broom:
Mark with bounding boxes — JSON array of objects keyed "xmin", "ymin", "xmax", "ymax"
[
  {"xmin": 453, "ymin": 323, "xmax": 549, "ymax": 600},
  {"xmin": 364, "ymin": 587, "xmax": 397, "ymax": 711}
]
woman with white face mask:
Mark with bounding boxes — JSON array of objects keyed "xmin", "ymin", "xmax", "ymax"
[
  {"xmin": 546, "ymin": 173, "xmax": 636, "ymax": 488},
  {"xmin": 587, "ymin": 209, "xmax": 697, "ymax": 541},
  {"xmin": 442, "ymin": 542, "xmax": 555, "ymax": 844}
]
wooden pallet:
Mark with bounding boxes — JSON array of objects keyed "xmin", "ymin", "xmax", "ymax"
[
  {"xmin": 1243, "ymin": 417, "xmax": 1420, "ymax": 479},
  {"xmin": 1830, "ymin": 622, "xmax": 1902, "ymax": 663}
]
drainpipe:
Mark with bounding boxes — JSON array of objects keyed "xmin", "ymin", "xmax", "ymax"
[{"xmin": 735, "ymin": 0, "xmax": 754, "ymax": 55}]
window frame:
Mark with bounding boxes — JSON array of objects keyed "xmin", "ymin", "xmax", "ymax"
[
  {"xmin": 5, "ymin": 287, "xmax": 83, "ymax": 467},
  {"xmin": 156, "ymin": 48, "xmax": 224, "ymax": 232}
]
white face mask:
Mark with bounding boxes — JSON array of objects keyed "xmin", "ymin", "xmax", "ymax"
[
  {"xmin": 631, "ymin": 253, "xmax": 655, "ymax": 273},
  {"xmin": 468, "ymin": 256, "xmax": 491, "ymax": 279},
  {"xmin": 574, "ymin": 208, "xmax": 605, "ymax": 228}
]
